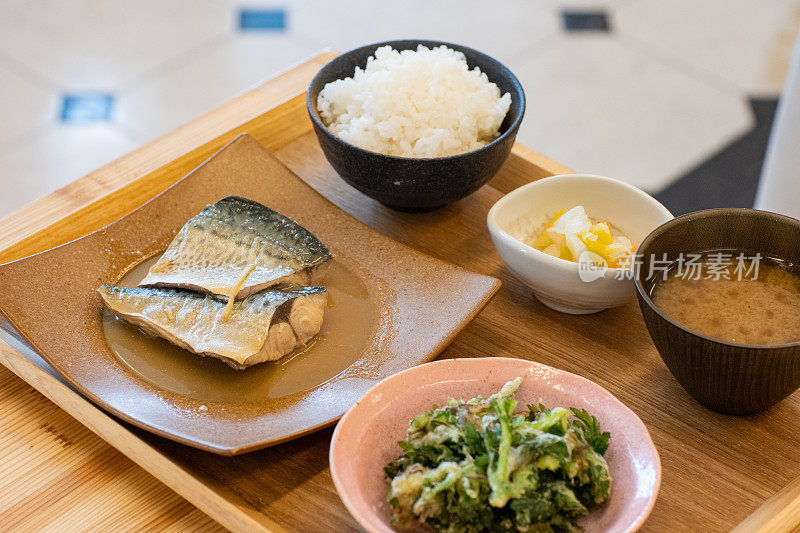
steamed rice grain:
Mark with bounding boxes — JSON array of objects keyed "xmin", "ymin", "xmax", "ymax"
[{"xmin": 317, "ymin": 45, "xmax": 512, "ymax": 158}]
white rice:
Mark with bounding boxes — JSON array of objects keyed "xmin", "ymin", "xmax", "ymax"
[{"xmin": 317, "ymin": 45, "xmax": 512, "ymax": 158}]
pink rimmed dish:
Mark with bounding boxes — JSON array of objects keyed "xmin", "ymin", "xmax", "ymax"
[{"xmin": 330, "ymin": 357, "xmax": 661, "ymax": 532}]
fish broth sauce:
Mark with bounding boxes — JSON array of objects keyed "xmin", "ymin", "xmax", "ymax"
[{"xmin": 103, "ymin": 253, "xmax": 378, "ymax": 402}]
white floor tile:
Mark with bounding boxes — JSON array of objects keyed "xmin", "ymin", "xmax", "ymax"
[
  {"xmin": 616, "ymin": 0, "xmax": 800, "ymax": 95},
  {"xmin": 288, "ymin": 0, "xmax": 560, "ymax": 65},
  {"xmin": 544, "ymin": 0, "xmax": 633, "ymax": 5},
  {"xmin": 116, "ymin": 35, "xmax": 321, "ymax": 143},
  {"xmin": 0, "ymin": 124, "xmax": 137, "ymax": 218},
  {"xmin": 0, "ymin": 60, "xmax": 56, "ymax": 147},
  {"xmin": 0, "ymin": 0, "xmax": 230, "ymax": 89},
  {"xmin": 513, "ymin": 35, "xmax": 753, "ymax": 191},
  {"xmin": 0, "ymin": 0, "xmax": 791, "ymax": 203}
]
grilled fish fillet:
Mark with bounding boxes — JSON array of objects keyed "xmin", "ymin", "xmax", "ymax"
[
  {"xmin": 139, "ymin": 196, "xmax": 332, "ymax": 301},
  {"xmin": 98, "ymin": 284, "xmax": 328, "ymax": 369}
]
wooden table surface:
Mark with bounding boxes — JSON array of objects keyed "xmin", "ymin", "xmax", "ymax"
[{"xmin": 0, "ymin": 52, "xmax": 798, "ymax": 532}]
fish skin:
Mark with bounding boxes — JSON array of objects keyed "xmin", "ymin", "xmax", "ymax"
[
  {"xmin": 98, "ymin": 284, "xmax": 328, "ymax": 369},
  {"xmin": 139, "ymin": 196, "xmax": 332, "ymax": 300}
]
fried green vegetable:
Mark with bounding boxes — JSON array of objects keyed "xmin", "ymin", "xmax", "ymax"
[{"xmin": 385, "ymin": 377, "xmax": 612, "ymax": 532}]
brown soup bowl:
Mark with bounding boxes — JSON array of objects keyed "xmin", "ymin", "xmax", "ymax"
[{"xmin": 634, "ymin": 208, "xmax": 800, "ymax": 415}]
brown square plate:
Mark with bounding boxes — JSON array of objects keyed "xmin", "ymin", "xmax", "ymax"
[{"xmin": 0, "ymin": 134, "xmax": 500, "ymax": 455}]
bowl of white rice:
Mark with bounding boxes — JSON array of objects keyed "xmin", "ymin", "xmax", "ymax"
[{"xmin": 307, "ymin": 40, "xmax": 525, "ymax": 212}]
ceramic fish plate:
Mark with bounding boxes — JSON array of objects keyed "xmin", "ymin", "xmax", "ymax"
[{"xmin": 0, "ymin": 134, "xmax": 500, "ymax": 455}]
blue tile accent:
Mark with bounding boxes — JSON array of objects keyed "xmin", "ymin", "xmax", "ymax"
[
  {"xmin": 562, "ymin": 11, "xmax": 611, "ymax": 32},
  {"xmin": 60, "ymin": 94, "xmax": 113, "ymax": 122},
  {"xmin": 239, "ymin": 9, "xmax": 286, "ymax": 31}
]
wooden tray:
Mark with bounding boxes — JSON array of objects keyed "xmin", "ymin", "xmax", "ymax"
[{"xmin": 0, "ymin": 53, "xmax": 796, "ymax": 532}]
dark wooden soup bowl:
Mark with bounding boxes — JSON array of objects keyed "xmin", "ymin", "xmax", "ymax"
[{"xmin": 634, "ymin": 208, "xmax": 800, "ymax": 415}]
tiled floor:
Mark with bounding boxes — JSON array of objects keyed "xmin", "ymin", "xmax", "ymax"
[{"xmin": 0, "ymin": 0, "xmax": 798, "ymax": 219}]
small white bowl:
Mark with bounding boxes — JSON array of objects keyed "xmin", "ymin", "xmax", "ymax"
[{"xmin": 487, "ymin": 174, "xmax": 673, "ymax": 314}]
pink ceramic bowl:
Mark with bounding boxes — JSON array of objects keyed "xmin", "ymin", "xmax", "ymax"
[{"xmin": 330, "ymin": 357, "xmax": 661, "ymax": 533}]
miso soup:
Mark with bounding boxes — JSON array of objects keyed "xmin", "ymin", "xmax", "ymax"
[{"xmin": 650, "ymin": 251, "xmax": 800, "ymax": 345}]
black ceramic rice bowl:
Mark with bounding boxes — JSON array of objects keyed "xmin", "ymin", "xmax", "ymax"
[{"xmin": 307, "ymin": 39, "xmax": 526, "ymax": 212}]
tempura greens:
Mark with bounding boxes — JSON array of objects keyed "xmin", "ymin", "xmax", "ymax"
[{"xmin": 384, "ymin": 377, "xmax": 612, "ymax": 532}]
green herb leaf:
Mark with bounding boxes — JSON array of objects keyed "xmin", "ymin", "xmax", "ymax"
[
  {"xmin": 570, "ymin": 408, "xmax": 611, "ymax": 455},
  {"xmin": 383, "ymin": 378, "xmax": 613, "ymax": 532}
]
